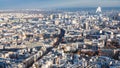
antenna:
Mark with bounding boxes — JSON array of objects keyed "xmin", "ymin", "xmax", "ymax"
[{"xmin": 99, "ymin": 1, "xmax": 101, "ymax": 7}]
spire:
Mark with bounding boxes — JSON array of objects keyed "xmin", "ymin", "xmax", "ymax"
[{"xmin": 96, "ymin": 1, "xmax": 102, "ymax": 13}]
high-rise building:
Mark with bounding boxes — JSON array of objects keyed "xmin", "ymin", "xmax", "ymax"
[
  {"xmin": 96, "ymin": 6, "xmax": 102, "ymax": 13},
  {"xmin": 84, "ymin": 22, "xmax": 89, "ymax": 30}
]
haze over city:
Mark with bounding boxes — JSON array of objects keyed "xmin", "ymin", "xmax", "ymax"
[
  {"xmin": 0, "ymin": 0, "xmax": 120, "ymax": 9},
  {"xmin": 0, "ymin": 0, "xmax": 120, "ymax": 68}
]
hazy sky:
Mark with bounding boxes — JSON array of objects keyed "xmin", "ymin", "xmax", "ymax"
[{"xmin": 0, "ymin": 0, "xmax": 120, "ymax": 9}]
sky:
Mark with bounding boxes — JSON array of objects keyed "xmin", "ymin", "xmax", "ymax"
[{"xmin": 0, "ymin": 0, "xmax": 120, "ymax": 9}]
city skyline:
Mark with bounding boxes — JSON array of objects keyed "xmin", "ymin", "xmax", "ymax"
[
  {"xmin": 0, "ymin": 0, "xmax": 120, "ymax": 68},
  {"xmin": 0, "ymin": 0, "xmax": 120, "ymax": 9}
]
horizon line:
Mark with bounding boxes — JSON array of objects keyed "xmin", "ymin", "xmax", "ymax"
[{"xmin": 0, "ymin": 6, "xmax": 120, "ymax": 10}]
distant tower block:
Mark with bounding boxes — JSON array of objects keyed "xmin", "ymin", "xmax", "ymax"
[{"xmin": 96, "ymin": 6, "xmax": 102, "ymax": 13}]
